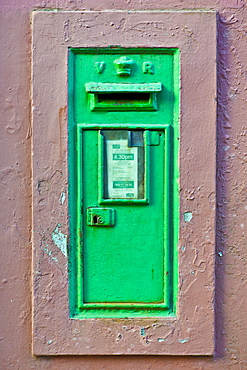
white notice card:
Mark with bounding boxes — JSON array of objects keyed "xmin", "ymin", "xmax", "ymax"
[{"xmin": 107, "ymin": 139, "xmax": 138, "ymax": 199}]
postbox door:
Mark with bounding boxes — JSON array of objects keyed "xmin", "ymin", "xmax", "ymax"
[{"xmin": 78, "ymin": 128, "xmax": 168, "ymax": 306}]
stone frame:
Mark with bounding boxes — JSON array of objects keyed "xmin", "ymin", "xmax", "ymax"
[{"xmin": 32, "ymin": 10, "xmax": 216, "ymax": 355}]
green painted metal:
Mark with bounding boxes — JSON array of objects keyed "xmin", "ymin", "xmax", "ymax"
[
  {"xmin": 68, "ymin": 48, "xmax": 180, "ymax": 318},
  {"xmin": 85, "ymin": 82, "xmax": 162, "ymax": 92}
]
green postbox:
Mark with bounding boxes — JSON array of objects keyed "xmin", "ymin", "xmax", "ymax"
[{"xmin": 68, "ymin": 48, "xmax": 179, "ymax": 318}]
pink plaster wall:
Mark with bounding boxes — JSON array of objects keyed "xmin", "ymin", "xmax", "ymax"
[{"xmin": 0, "ymin": 0, "xmax": 247, "ymax": 368}]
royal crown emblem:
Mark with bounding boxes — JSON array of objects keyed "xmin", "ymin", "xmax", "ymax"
[{"xmin": 114, "ymin": 56, "xmax": 134, "ymax": 77}]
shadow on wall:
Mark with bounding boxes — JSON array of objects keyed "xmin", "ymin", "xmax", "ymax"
[{"xmin": 215, "ymin": 13, "xmax": 231, "ymax": 358}]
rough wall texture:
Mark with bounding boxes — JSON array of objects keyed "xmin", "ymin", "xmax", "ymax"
[{"xmin": 0, "ymin": 0, "xmax": 247, "ymax": 369}]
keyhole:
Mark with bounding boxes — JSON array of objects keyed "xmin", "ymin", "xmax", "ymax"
[{"xmin": 92, "ymin": 215, "xmax": 98, "ymax": 224}]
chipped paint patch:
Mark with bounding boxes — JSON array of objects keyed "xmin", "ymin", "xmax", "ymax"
[
  {"xmin": 183, "ymin": 211, "xmax": 193, "ymax": 222},
  {"xmin": 43, "ymin": 247, "xmax": 58, "ymax": 262},
  {"xmin": 140, "ymin": 327, "xmax": 146, "ymax": 336},
  {"xmin": 52, "ymin": 224, "xmax": 67, "ymax": 256},
  {"xmin": 59, "ymin": 190, "xmax": 66, "ymax": 205},
  {"xmin": 158, "ymin": 338, "xmax": 165, "ymax": 342},
  {"xmin": 179, "ymin": 338, "xmax": 189, "ymax": 343}
]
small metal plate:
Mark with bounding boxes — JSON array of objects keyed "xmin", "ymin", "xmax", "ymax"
[{"xmin": 86, "ymin": 207, "xmax": 115, "ymax": 226}]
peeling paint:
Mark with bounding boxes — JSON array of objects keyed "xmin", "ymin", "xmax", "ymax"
[
  {"xmin": 158, "ymin": 338, "xmax": 165, "ymax": 342},
  {"xmin": 59, "ymin": 190, "xmax": 66, "ymax": 205},
  {"xmin": 140, "ymin": 327, "xmax": 146, "ymax": 336},
  {"xmin": 64, "ymin": 19, "xmax": 71, "ymax": 42},
  {"xmin": 52, "ymin": 224, "xmax": 67, "ymax": 256},
  {"xmin": 43, "ymin": 247, "xmax": 59, "ymax": 263},
  {"xmin": 183, "ymin": 211, "xmax": 193, "ymax": 222},
  {"xmin": 179, "ymin": 338, "xmax": 189, "ymax": 344}
]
